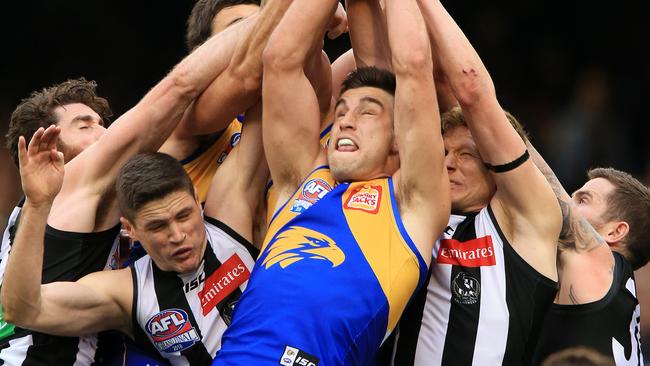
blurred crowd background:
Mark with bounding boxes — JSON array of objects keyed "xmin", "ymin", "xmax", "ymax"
[{"xmin": 1, "ymin": 0, "xmax": 648, "ymax": 359}]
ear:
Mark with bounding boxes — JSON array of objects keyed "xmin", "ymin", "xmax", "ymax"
[
  {"xmin": 120, "ymin": 216, "xmax": 138, "ymax": 242},
  {"xmin": 603, "ymin": 221, "xmax": 629, "ymax": 246}
]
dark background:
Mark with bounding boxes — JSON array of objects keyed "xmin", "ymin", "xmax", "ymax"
[{"xmin": 1, "ymin": 0, "xmax": 650, "ymax": 355}]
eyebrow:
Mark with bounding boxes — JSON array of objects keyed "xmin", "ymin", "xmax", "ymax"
[
  {"xmin": 359, "ymin": 96, "xmax": 384, "ymax": 109},
  {"xmin": 71, "ymin": 115, "xmax": 104, "ymax": 125},
  {"xmin": 227, "ymin": 17, "xmax": 244, "ymax": 27},
  {"xmin": 334, "ymin": 99, "xmax": 347, "ymax": 110},
  {"xmin": 572, "ymin": 190, "xmax": 594, "ymax": 200}
]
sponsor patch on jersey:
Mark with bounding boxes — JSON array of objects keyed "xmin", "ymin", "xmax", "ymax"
[
  {"xmin": 263, "ymin": 226, "xmax": 344, "ymax": 270},
  {"xmin": 344, "ymin": 184, "xmax": 382, "ymax": 214},
  {"xmin": 279, "ymin": 345, "xmax": 320, "ymax": 366},
  {"xmin": 437, "ymin": 236, "xmax": 496, "ymax": 267},
  {"xmin": 199, "ymin": 254, "xmax": 250, "ymax": 316},
  {"xmin": 290, "ymin": 178, "xmax": 332, "ymax": 214},
  {"xmin": 145, "ymin": 309, "xmax": 200, "ymax": 353},
  {"xmin": 452, "ymin": 272, "xmax": 480, "ymax": 305}
]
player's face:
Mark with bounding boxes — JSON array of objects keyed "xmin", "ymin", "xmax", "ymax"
[
  {"xmin": 329, "ymin": 87, "xmax": 399, "ymax": 182},
  {"xmin": 211, "ymin": 4, "xmax": 260, "ymax": 35},
  {"xmin": 53, "ymin": 103, "xmax": 106, "ymax": 162},
  {"xmin": 443, "ymin": 126, "xmax": 495, "ymax": 213},
  {"xmin": 125, "ymin": 190, "xmax": 207, "ymax": 274},
  {"xmin": 571, "ymin": 177, "xmax": 615, "ymax": 233}
]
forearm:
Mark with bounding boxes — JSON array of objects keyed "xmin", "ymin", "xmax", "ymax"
[
  {"xmin": 417, "ymin": 0, "xmax": 494, "ymax": 108},
  {"xmin": 526, "ymin": 141, "xmax": 604, "ymax": 252},
  {"xmin": 346, "ymin": 0, "xmax": 391, "ymax": 69},
  {"xmin": 263, "ymin": 0, "xmax": 339, "ymax": 71},
  {"xmin": 1, "ymin": 201, "xmax": 49, "ymax": 324}
]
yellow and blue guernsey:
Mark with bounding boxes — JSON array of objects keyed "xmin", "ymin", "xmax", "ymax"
[
  {"xmin": 182, "ymin": 117, "xmax": 243, "ymax": 203},
  {"xmin": 214, "ymin": 167, "xmax": 428, "ymax": 366}
]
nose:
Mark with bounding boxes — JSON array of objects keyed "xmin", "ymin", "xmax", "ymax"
[
  {"xmin": 169, "ymin": 223, "xmax": 186, "ymax": 244},
  {"xmin": 445, "ymin": 152, "xmax": 457, "ymax": 172},
  {"xmin": 339, "ymin": 113, "xmax": 356, "ymax": 131}
]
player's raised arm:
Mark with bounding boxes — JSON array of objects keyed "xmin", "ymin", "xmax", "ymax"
[
  {"xmin": 386, "ymin": 0, "xmax": 450, "ymax": 253},
  {"xmin": 1, "ymin": 126, "xmax": 131, "ymax": 337},
  {"xmin": 418, "ymin": 0, "xmax": 560, "ymax": 276},
  {"xmin": 50, "ymin": 17, "xmax": 255, "ymax": 231},
  {"xmin": 261, "ymin": 0, "xmax": 339, "ymax": 204},
  {"xmin": 204, "ymin": 100, "xmax": 267, "ymax": 244},
  {"xmin": 345, "ymin": 0, "xmax": 391, "ymax": 69},
  {"xmin": 181, "ymin": 0, "xmax": 295, "ymax": 137}
]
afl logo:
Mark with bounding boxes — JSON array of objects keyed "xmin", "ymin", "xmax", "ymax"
[
  {"xmin": 145, "ymin": 309, "xmax": 200, "ymax": 353},
  {"xmin": 452, "ymin": 272, "xmax": 480, "ymax": 305},
  {"xmin": 302, "ymin": 179, "xmax": 332, "ymax": 202}
]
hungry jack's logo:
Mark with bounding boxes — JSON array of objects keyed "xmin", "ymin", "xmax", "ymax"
[
  {"xmin": 344, "ymin": 184, "xmax": 382, "ymax": 214},
  {"xmin": 262, "ymin": 226, "xmax": 345, "ymax": 269}
]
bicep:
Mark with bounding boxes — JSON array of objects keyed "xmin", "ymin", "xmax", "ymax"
[{"xmin": 31, "ymin": 272, "xmax": 129, "ymax": 337}]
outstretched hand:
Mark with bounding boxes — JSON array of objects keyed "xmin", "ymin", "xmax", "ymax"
[{"xmin": 17, "ymin": 125, "xmax": 65, "ymax": 207}]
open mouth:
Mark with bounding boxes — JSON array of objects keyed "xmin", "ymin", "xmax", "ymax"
[
  {"xmin": 173, "ymin": 247, "xmax": 192, "ymax": 259},
  {"xmin": 336, "ymin": 138, "xmax": 358, "ymax": 152}
]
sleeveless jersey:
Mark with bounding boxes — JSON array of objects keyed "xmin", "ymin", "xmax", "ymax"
[
  {"xmin": 182, "ymin": 118, "xmax": 242, "ymax": 203},
  {"xmin": 392, "ymin": 206, "xmax": 557, "ymax": 366},
  {"xmin": 0, "ymin": 200, "xmax": 121, "ymax": 366},
  {"xmin": 131, "ymin": 217, "xmax": 257, "ymax": 366},
  {"xmin": 214, "ymin": 168, "xmax": 428, "ymax": 366},
  {"xmin": 532, "ymin": 251, "xmax": 643, "ymax": 365}
]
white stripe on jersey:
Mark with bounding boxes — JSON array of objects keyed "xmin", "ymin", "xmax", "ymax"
[
  {"xmin": 472, "ymin": 213, "xmax": 508, "ymax": 366},
  {"xmin": 416, "ymin": 209, "xmax": 509, "ymax": 365},
  {"xmin": 0, "ymin": 333, "xmax": 31, "ymax": 366},
  {"xmin": 132, "ymin": 219, "xmax": 255, "ymax": 365},
  {"xmin": 0, "ymin": 205, "xmax": 21, "ymax": 286}
]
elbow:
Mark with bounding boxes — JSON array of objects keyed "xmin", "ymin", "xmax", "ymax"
[
  {"xmin": 391, "ymin": 46, "xmax": 432, "ymax": 79},
  {"xmin": 262, "ymin": 39, "xmax": 305, "ymax": 74}
]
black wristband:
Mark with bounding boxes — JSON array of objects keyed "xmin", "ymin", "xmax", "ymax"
[{"xmin": 484, "ymin": 150, "xmax": 530, "ymax": 173}]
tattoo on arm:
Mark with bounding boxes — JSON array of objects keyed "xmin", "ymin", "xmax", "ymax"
[{"xmin": 527, "ymin": 142, "xmax": 606, "ymax": 253}]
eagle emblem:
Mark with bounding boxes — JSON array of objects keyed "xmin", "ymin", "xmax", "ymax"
[{"xmin": 262, "ymin": 226, "xmax": 345, "ymax": 269}]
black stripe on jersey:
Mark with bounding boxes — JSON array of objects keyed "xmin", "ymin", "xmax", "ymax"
[
  {"xmin": 391, "ymin": 266, "xmax": 434, "ymax": 365},
  {"xmin": 152, "ymin": 264, "xmax": 213, "ymax": 365},
  {"xmin": 487, "ymin": 206, "xmax": 557, "ymax": 366},
  {"xmin": 204, "ymin": 216, "xmax": 259, "ymax": 259},
  {"xmin": 441, "ymin": 213, "xmax": 481, "ymax": 366},
  {"xmin": 130, "ymin": 265, "xmax": 162, "ymax": 358},
  {"xmin": 202, "ymin": 240, "xmax": 243, "ymax": 326},
  {"xmin": 42, "ymin": 224, "xmax": 119, "ymax": 283},
  {"xmin": 23, "ymin": 332, "xmax": 80, "ymax": 366}
]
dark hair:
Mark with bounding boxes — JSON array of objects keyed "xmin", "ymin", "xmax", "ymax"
[
  {"xmin": 441, "ymin": 106, "xmax": 529, "ymax": 142},
  {"xmin": 186, "ymin": 0, "xmax": 261, "ymax": 51},
  {"xmin": 588, "ymin": 167, "xmax": 650, "ymax": 270},
  {"xmin": 6, "ymin": 78, "xmax": 112, "ymax": 166},
  {"xmin": 116, "ymin": 152, "xmax": 196, "ymax": 223},
  {"xmin": 340, "ymin": 67, "xmax": 396, "ymax": 97},
  {"xmin": 541, "ymin": 347, "xmax": 613, "ymax": 366}
]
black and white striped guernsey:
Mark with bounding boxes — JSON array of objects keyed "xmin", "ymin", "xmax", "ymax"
[
  {"xmin": 0, "ymin": 200, "xmax": 121, "ymax": 366},
  {"xmin": 131, "ymin": 216, "xmax": 257, "ymax": 366},
  {"xmin": 532, "ymin": 251, "xmax": 644, "ymax": 365},
  {"xmin": 392, "ymin": 205, "xmax": 557, "ymax": 365}
]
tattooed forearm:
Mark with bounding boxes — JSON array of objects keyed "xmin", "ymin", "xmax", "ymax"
[{"xmin": 527, "ymin": 141, "xmax": 606, "ymax": 253}]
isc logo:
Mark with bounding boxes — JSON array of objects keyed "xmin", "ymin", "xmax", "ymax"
[{"xmin": 280, "ymin": 345, "xmax": 320, "ymax": 366}]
